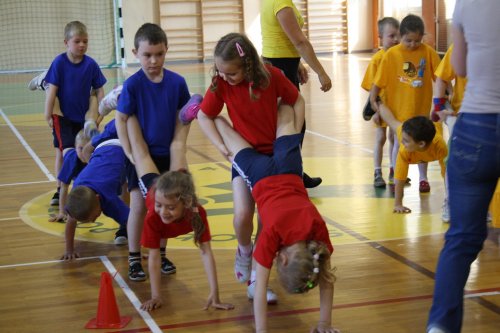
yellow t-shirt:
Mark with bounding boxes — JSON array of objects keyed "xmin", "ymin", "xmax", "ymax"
[
  {"xmin": 362, "ymin": 49, "xmax": 388, "ymax": 127},
  {"xmin": 374, "ymin": 43, "xmax": 441, "ymax": 122},
  {"xmin": 261, "ymin": 0, "xmax": 303, "ymax": 58},
  {"xmin": 434, "ymin": 44, "xmax": 468, "ymax": 114},
  {"xmin": 394, "ymin": 125, "xmax": 448, "ymax": 181},
  {"xmin": 361, "ymin": 49, "xmax": 385, "ymax": 92}
]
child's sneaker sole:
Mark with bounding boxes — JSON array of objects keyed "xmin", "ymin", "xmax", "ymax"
[{"xmin": 179, "ymin": 94, "xmax": 203, "ymax": 124}]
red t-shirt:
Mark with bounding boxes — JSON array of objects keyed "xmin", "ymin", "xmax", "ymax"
[
  {"xmin": 200, "ymin": 64, "xmax": 299, "ymax": 154},
  {"xmin": 141, "ymin": 189, "xmax": 211, "ymax": 249},
  {"xmin": 252, "ymin": 174, "xmax": 334, "ymax": 269}
]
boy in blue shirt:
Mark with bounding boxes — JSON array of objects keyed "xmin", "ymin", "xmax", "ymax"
[
  {"xmin": 115, "ymin": 23, "xmax": 193, "ymax": 281},
  {"xmin": 62, "ymin": 135, "xmax": 128, "ymax": 260},
  {"xmin": 49, "ymin": 130, "xmax": 90, "ymax": 222},
  {"xmin": 44, "ymin": 21, "xmax": 107, "ymax": 207}
]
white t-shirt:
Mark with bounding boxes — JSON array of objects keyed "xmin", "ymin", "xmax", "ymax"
[{"xmin": 453, "ymin": 0, "xmax": 500, "ymax": 114}]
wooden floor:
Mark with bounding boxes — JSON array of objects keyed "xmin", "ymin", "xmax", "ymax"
[{"xmin": 0, "ymin": 54, "xmax": 499, "ymax": 333}]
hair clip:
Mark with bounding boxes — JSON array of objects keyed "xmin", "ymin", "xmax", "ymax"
[
  {"xmin": 313, "ymin": 253, "xmax": 320, "ymax": 260},
  {"xmin": 235, "ymin": 42, "xmax": 245, "ymax": 57},
  {"xmin": 313, "ymin": 267, "xmax": 319, "ymax": 274}
]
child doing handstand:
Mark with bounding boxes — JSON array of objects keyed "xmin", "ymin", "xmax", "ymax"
[
  {"xmin": 197, "ymin": 32, "xmax": 305, "ymax": 303},
  {"xmin": 196, "ymin": 104, "xmax": 339, "ymax": 332}
]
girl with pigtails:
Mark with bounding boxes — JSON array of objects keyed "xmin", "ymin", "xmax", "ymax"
[
  {"xmin": 196, "ymin": 32, "xmax": 307, "ymax": 304},
  {"xmin": 125, "ymin": 116, "xmax": 234, "ymax": 312},
  {"xmin": 187, "ymin": 92, "xmax": 340, "ymax": 331}
]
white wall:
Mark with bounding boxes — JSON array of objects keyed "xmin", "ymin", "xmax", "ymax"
[
  {"xmin": 122, "ymin": 0, "xmax": 159, "ymax": 64},
  {"xmin": 348, "ymin": 0, "xmax": 374, "ymax": 53}
]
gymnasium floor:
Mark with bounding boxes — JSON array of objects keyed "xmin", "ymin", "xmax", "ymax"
[{"xmin": 0, "ymin": 54, "xmax": 498, "ymax": 332}]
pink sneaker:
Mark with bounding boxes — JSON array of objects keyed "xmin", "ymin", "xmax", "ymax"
[{"xmin": 179, "ymin": 94, "xmax": 203, "ymax": 125}]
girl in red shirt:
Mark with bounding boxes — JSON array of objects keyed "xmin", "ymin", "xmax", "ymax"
[{"xmin": 196, "ymin": 32, "xmax": 306, "ymax": 304}]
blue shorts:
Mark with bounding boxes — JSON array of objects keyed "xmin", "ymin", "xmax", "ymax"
[
  {"xmin": 52, "ymin": 115, "xmax": 84, "ymax": 149},
  {"xmin": 232, "ymin": 133, "xmax": 303, "ymax": 189},
  {"xmin": 126, "ymin": 154, "xmax": 171, "ymax": 191}
]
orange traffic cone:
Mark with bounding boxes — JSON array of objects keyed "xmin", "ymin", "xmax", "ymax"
[{"xmin": 85, "ymin": 272, "xmax": 132, "ymax": 329}]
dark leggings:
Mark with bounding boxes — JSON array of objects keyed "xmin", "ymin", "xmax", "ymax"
[{"xmin": 263, "ymin": 57, "xmax": 306, "ymax": 140}]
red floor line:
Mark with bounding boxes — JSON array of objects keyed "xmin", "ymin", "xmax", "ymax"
[{"xmin": 110, "ymin": 287, "xmax": 499, "ymax": 333}]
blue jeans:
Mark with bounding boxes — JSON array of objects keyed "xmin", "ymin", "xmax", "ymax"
[{"xmin": 428, "ymin": 113, "xmax": 500, "ymax": 332}]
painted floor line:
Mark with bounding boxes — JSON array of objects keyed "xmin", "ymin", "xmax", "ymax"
[
  {"xmin": 99, "ymin": 256, "xmax": 163, "ymax": 333},
  {"xmin": 0, "ymin": 255, "xmax": 101, "ymax": 269},
  {"xmin": 0, "ymin": 108, "xmax": 55, "ymax": 181},
  {"xmin": 306, "ymin": 129, "xmax": 374, "ymax": 154},
  {"xmin": 108, "ymin": 287, "xmax": 500, "ymax": 333},
  {"xmin": 0, "ymin": 179, "xmax": 54, "ymax": 187}
]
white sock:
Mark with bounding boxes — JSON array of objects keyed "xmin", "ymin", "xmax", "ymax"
[
  {"xmin": 250, "ymin": 270, "xmax": 256, "ymax": 283},
  {"xmin": 239, "ymin": 243, "xmax": 252, "ymax": 256}
]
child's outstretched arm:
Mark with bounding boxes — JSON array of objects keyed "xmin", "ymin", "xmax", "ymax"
[
  {"xmin": 368, "ymin": 84, "xmax": 381, "ymax": 113},
  {"xmin": 44, "ymin": 84, "xmax": 58, "ymax": 128},
  {"xmin": 254, "ymin": 262, "xmax": 271, "ymax": 332},
  {"xmin": 313, "ymin": 260, "xmax": 341, "ymax": 333},
  {"xmin": 197, "ymin": 111, "xmax": 230, "ymax": 161},
  {"xmin": 393, "ymin": 153, "xmax": 411, "ymax": 214},
  {"xmin": 115, "ymin": 111, "xmax": 133, "ymax": 163},
  {"xmin": 61, "ymin": 216, "xmax": 79, "ymax": 260},
  {"xmin": 49, "ymin": 182, "xmax": 69, "ymax": 222},
  {"xmin": 199, "ymin": 241, "xmax": 234, "ymax": 310},
  {"xmin": 377, "ymin": 103, "xmax": 401, "ymax": 134},
  {"xmin": 141, "ymin": 248, "xmax": 163, "ymax": 311}
]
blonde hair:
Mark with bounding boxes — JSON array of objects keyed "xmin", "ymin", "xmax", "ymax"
[
  {"xmin": 75, "ymin": 129, "xmax": 91, "ymax": 146},
  {"xmin": 211, "ymin": 32, "xmax": 270, "ymax": 100},
  {"xmin": 155, "ymin": 171, "xmax": 205, "ymax": 247},
  {"xmin": 64, "ymin": 21, "xmax": 88, "ymax": 40},
  {"xmin": 66, "ymin": 185, "xmax": 98, "ymax": 221},
  {"xmin": 276, "ymin": 241, "xmax": 336, "ymax": 294}
]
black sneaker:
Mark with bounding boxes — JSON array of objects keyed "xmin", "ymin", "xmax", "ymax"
[
  {"xmin": 114, "ymin": 227, "xmax": 128, "ymax": 245},
  {"xmin": 50, "ymin": 191, "xmax": 60, "ymax": 206},
  {"xmin": 128, "ymin": 261, "xmax": 147, "ymax": 281},
  {"xmin": 363, "ymin": 96, "xmax": 381, "ymax": 121},
  {"xmin": 362, "ymin": 97, "xmax": 376, "ymax": 121},
  {"xmin": 303, "ymin": 172, "xmax": 322, "ymax": 188},
  {"xmin": 161, "ymin": 257, "xmax": 177, "ymax": 275}
]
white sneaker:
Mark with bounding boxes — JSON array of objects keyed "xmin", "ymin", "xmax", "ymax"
[
  {"xmin": 234, "ymin": 245, "xmax": 252, "ymax": 283},
  {"xmin": 99, "ymin": 85, "xmax": 123, "ymax": 116},
  {"xmin": 441, "ymin": 199, "xmax": 450, "ymax": 223},
  {"xmin": 247, "ymin": 280, "xmax": 278, "ymax": 305},
  {"xmin": 27, "ymin": 70, "xmax": 48, "ymax": 91}
]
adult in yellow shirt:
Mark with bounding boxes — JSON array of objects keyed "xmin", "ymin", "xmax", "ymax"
[{"xmin": 261, "ymin": 0, "xmax": 331, "ymax": 189}]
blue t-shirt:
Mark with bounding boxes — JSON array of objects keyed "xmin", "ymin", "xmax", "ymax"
[
  {"xmin": 116, "ymin": 68, "xmax": 190, "ymax": 155},
  {"xmin": 92, "ymin": 119, "xmax": 118, "ymax": 147},
  {"xmin": 45, "ymin": 53, "xmax": 107, "ymax": 123},
  {"xmin": 58, "ymin": 149, "xmax": 86, "ymax": 184},
  {"xmin": 73, "ymin": 144, "xmax": 128, "ymax": 226}
]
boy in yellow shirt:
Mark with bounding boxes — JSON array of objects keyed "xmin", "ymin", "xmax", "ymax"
[
  {"xmin": 377, "ymin": 103, "xmax": 448, "ymax": 213},
  {"xmin": 361, "ymin": 17, "xmax": 400, "ymax": 187},
  {"xmin": 370, "ymin": 14, "xmax": 441, "ymax": 193}
]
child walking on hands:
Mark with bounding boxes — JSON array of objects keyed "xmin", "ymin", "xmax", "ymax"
[
  {"xmin": 196, "ymin": 32, "xmax": 305, "ymax": 303},
  {"xmin": 190, "ymin": 103, "xmax": 339, "ymax": 332},
  {"xmin": 126, "ymin": 118, "xmax": 234, "ymax": 312}
]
